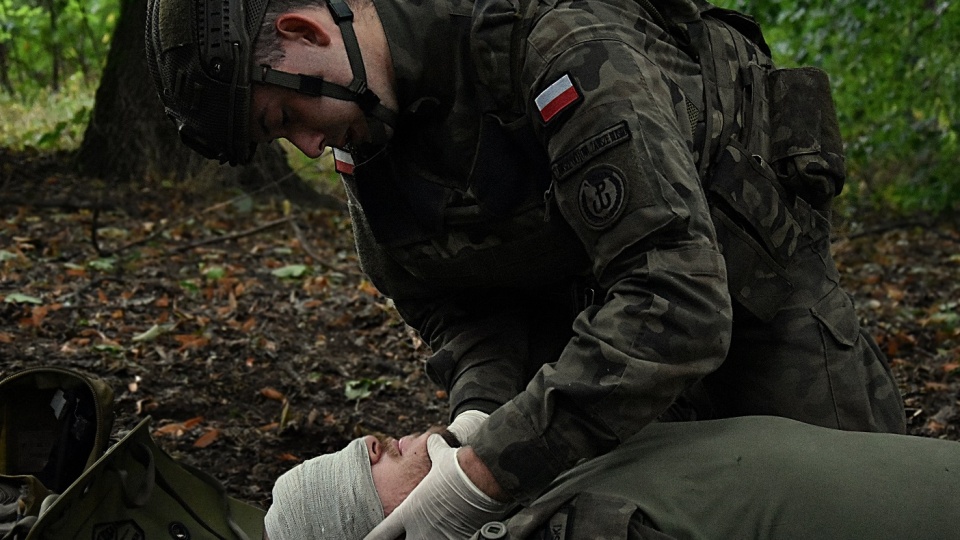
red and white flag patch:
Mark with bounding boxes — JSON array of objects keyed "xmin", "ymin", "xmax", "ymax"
[
  {"xmin": 535, "ymin": 74, "xmax": 581, "ymax": 123},
  {"xmin": 333, "ymin": 149, "xmax": 355, "ymax": 175}
]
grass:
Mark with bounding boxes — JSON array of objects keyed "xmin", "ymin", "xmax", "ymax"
[
  {"xmin": 0, "ymin": 78, "xmax": 344, "ymax": 198},
  {"xmin": 0, "ymin": 73, "xmax": 96, "ymax": 151}
]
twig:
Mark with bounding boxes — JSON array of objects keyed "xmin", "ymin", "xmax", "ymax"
[
  {"xmin": 837, "ymin": 218, "xmax": 960, "ymax": 244},
  {"xmin": 172, "ymin": 216, "xmax": 293, "ymax": 253},
  {"xmin": 838, "ymin": 219, "xmax": 935, "ymax": 241},
  {"xmin": 0, "ymin": 195, "xmax": 115, "ymax": 211},
  {"xmin": 99, "ymin": 228, "xmax": 168, "ymax": 258},
  {"xmin": 288, "ymin": 217, "xmax": 332, "ymax": 271}
]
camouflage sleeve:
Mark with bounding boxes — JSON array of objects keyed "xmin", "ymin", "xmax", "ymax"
[{"xmin": 470, "ymin": 3, "xmax": 734, "ymax": 503}]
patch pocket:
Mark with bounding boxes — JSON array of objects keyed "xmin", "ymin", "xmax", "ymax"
[
  {"xmin": 707, "ymin": 142, "xmax": 801, "ymax": 322},
  {"xmin": 811, "ymin": 285, "xmax": 859, "ymax": 348}
]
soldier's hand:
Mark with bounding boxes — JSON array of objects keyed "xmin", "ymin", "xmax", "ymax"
[
  {"xmin": 363, "ymin": 434, "xmax": 511, "ymax": 540},
  {"xmin": 447, "ymin": 410, "xmax": 489, "ymax": 446}
]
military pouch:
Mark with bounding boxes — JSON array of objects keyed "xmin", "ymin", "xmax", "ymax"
[
  {"xmin": 0, "ymin": 367, "xmax": 115, "ymax": 539},
  {"xmin": 768, "ymin": 67, "xmax": 846, "ymax": 212},
  {"xmin": 706, "ymin": 140, "xmax": 809, "ymax": 322}
]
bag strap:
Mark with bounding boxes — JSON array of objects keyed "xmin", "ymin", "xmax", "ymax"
[{"xmin": 0, "ymin": 516, "xmax": 36, "ymax": 540}]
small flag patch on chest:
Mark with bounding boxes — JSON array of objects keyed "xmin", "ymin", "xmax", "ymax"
[
  {"xmin": 333, "ymin": 149, "xmax": 355, "ymax": 175},
  {"xmin": 535, "ymin": 74, "xmax": 581, "ymax": 123}
]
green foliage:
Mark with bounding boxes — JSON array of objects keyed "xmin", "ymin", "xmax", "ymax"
[
  {"xmin": 0, "ymin": 72, "xmax": 94, "ymax": 149},
  {"xmin": 715, "ymin": 0, "xmax": 959, "ymax": 215},
  {"xmin": 0, "ymin": 0, "xmax": 115, "ymax": 149},
  {"xmin": 345, "ymin": 377, "xmax": 393, "ymax": 404},
  {"xmin": 3, "ymin": 292, "xmax": 43, "ymax": 304},
  {"xmin": 271, "ymin": 264, "xmax": 310, "ymax": 279},
  {"xmin": 0, "ymin": 0, "xmax": 118, "ymax": 94}
]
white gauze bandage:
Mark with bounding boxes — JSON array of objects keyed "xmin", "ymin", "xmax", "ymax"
[{"xmin": 264, "ymin": 438, "xmax": 384, "ymax": 540}]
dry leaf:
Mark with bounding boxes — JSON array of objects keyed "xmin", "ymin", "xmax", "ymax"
[
  {"xmin": 357, "ymin": 279, "xmax": 380, "ymax": 297},
  {"xmin": 174, "ymin": 334, "xmax": 210, "ymax": 350},
  {"xmin": 260, "ymin": 387, "xmax": 285, "ymax": 401},
  {"xmin": 154, "ymin": 423, "xmax": 184, "ymax": 436},
  {"xmin": 241, "ymin": 318, "xmax": 256, "ymax": 333},
  {"xmin": 30, "ymin": 305, "xmax": 49, "ymax": 327},
  {"xmin": 194, "ymin": 429, "xmax": 220, "ymax": 448},
  {"xmin": 182, "ymin": 416, "xmax": 204, "ymax": 429}
]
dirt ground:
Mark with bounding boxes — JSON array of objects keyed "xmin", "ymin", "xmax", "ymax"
[{"xmin": 1, "ymin": 149, "xmax": 958, "ymax": 510}]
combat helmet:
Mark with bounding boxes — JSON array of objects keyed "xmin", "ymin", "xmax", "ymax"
[{"xmin": 146, "ymin": 0, "xmax": 396, "ymax": 165}]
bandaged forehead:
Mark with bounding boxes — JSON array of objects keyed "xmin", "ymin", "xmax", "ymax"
[{"xmin": 264, "ymin": 438, "xmax": 384, "ymax": 540}]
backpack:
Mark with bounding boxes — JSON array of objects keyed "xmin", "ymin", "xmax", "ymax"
[
  {"xmin": 0, "ymin": 366, "xmax": 115, "ymax": 536},
  {"xmin": 0, "ymin": 367, "xmax": 265, "ymax": 540},
  {"xmin": 21, "ymin": 417, "xmax": 265, "ymax": 540}
]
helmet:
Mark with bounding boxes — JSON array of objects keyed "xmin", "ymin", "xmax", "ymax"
[{"xmin": 146, "ymin": 0, "xmax": 397, "ymax": 165}]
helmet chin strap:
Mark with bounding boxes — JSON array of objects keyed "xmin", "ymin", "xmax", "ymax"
[{"xmin": 253, "ymin": 0, "xmax": 397, "ymax": 147}]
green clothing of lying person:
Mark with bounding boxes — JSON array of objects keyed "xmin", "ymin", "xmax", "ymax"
[{"xmin": 263, "ymin": 414, "xmax": 960, "ymax": 540}]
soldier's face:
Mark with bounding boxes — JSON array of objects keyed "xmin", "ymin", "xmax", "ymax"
[
  {"xmin": 364, "ymin": 430, "xmax": 435, "ymax": 515},
  {"xmin": 249, "ymin": 27, "xmax": 370, "ymax": 157},
  {"xmin": 250, "ymin": 83, "xmax": 369, "ymax": 158}
]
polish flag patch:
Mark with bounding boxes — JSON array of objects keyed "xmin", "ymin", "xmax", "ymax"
[
  {"xmin": 333, "ymin": 149, "xmax": 355, "ymax": 175},
  {"xmin": 535, "ymin": 74, "xmax": 581, "ymax": 123}
]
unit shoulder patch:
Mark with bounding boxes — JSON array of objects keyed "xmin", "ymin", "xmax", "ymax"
[
  {"xmin": 578, "ymin": 165, "xmax": 626, "ymax": 229},
  {"xmin": 552, "ymin": 121, "xmax": 632, "ymax": 180}
]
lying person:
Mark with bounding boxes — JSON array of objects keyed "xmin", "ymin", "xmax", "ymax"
[{"xmin": 263, "ymin": 415, "xmax": 960, "ymax": 540}]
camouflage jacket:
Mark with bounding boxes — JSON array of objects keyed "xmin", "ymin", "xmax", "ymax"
[{"xmin": 342, "ymin": 0, "xmax": 794, "ymax": 502}]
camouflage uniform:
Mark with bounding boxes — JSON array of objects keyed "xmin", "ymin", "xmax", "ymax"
[
  {"xmin": 467, "ymin": 417, "xmax": 960, "ymax": 540},
  {"xmin": 341, "ymin": 0, "xmax": 906, "ymax": 503}
]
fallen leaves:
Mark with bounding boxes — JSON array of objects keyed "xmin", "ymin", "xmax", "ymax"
[
  {"xmin": 260, "ymin": 387, "xmax": 285, "ymax": 401},
  {"xmin": 193, "ymin": 429, "xmax": 220, "ymax": 448},
  {"xmin": 153, "ymin": 416, "xmax": 221, "ymax": 448},
  {"xmin": 154, "ymin": 416, "xmax": 204, "ymax": 437}
]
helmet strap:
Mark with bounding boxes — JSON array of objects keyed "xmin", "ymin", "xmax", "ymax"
[{"xmin": 252, "ymin": 0, "xmax": 397, "ymax": 138}]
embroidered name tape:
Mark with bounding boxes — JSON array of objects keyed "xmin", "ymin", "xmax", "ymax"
[
  {"xmin": 535, "ymin": 74, "xmax": 581, "ymax": 123},
  {"xmin": 333, "ymin": 149, "xmax": 355, "ymax": 175}
]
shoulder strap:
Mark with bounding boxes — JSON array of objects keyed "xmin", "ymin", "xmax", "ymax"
[{"xmin": 686, "ymin": 1, "xmax": 772, "ymax": 180}]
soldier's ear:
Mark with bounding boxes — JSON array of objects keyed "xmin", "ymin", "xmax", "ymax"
[{"xmin": 275, "ymin": 10, "xmax": 331, "ymax": 48}]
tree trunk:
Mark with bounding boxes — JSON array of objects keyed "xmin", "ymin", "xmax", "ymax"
[
  {"xmin": 46, "ymin": 0, "xmax": 61, "ymax": 91},
  {"xmin": 0, "ymin": 42, "xmax": 14, "ymax": 96},
  {"xmin": 75, "ymin": 0, "xmax": 335, "ymax": 209}
]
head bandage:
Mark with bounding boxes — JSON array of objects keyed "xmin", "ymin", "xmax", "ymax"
[{"xmin": 265, "ymin": 438, "xmax": 384, "ymax": 540}]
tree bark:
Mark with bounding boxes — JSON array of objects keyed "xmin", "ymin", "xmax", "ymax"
[
  {"xmin": 46, "ymin": 0, "xmax": 61, "ymax": 91},
  {"xmin": 75, "ymin": 0, "xmax": 336, "ymax": 209},
  {"xmin": 0, "ymin": 42, "xmax": 14, "ymax": 96}
]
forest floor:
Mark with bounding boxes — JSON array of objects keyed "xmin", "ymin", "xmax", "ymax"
[{"xmin": 1, "ymin": 148, "xmax": 959, "ymax": 510}]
